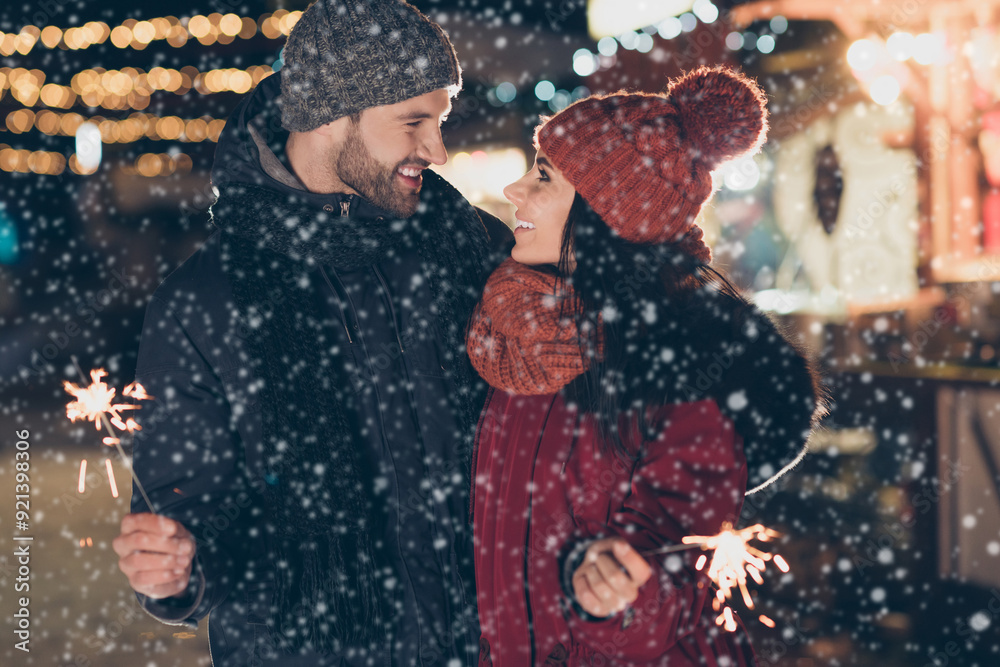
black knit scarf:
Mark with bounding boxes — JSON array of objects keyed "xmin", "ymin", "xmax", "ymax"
[{"xmin": 209, "ymin": 171, "xmax": 489, "ymax": 654}]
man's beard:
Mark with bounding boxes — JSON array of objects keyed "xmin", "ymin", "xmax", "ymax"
[{"xmin": 335, "ymin": 123, "xmax": 424, "ymax": 218}]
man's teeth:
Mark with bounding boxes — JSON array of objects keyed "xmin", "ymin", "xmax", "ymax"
[
  {"xmin": 398, "ymin": 167, "xmax": 422, "ymax": 178},
  {"xmin": 516, "ymin": 219, "xmax": 536, "ymax": 230}
]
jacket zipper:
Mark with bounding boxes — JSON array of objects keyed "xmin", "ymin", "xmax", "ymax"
[
  {"xmin": 318, "ymin": 265, "xmax": 354, "ymax": 344},
  {"xmin": 373, "ymin": 261, "xmax": 475, "ymax": 662},
  {"xmin": 340, "ymin": 263, "xmax": 428, "ymax": 663},
  {"xmin": 316, "ymin": 197, "xmax": 355, "ymax": 344},
  {"xmin": 372, "ymin": 266, "xmax": 406, "ymax": 354}
]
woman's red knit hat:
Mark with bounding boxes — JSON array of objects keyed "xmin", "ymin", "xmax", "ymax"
[{"xmin": 535, "ymin": 66, "xmax": 769, "ymax": 263}]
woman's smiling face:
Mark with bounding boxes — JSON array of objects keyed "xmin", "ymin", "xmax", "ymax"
[{"xmin": 503, "ymin": 148, "xmax": 576, "ymax": 267}]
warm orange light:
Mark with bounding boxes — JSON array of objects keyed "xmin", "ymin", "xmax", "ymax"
[
  {"xmin": 110, "ymin": 26, "xmax": 131, "ymax": 49},
  {"xmin": 15, "ymin": 30, "xmax": 39, "ymax": 56},
  {"xmin": 166, "ymin": 25, "xmax": 188, "ymax": 48},
  {"xmin": 6, "ymin": 109, "xmax": 34, "ymax": 133},
  {"xmin": 202, "ymin": 69, "xmax": 220, "ymax": 93},
  {"xmin": 66, "ymin": 27, "xmax": 83, "ymax": 49},
  {"xmin": 279, "ymin": 11, "xmax": 302, "ymax": 35},
  {"xmin": 71, "ymin": 69, "xmax": 95, "ymax": 95},
  {"xmin": 260, "ymin": 16, "xmax": 281, "ymax": 40},
  {"xmin": 0, "ymin": 148, "xmax": 25, "ymax": 172},
  {"xmin": 183, "ymin": 118, "xmax": 205, "ymax": 141},
  {"xmin": 188, "ymin": 15, "xmax": 211, "ymax": 38},
  {"xmin": 132, "ymin": 21, "xmax": 155, "ymax": 44},
  {"xmin": 173, "ymin": 153, "xmax": 193, "ymax": 173},
  {"xmin": 0, "ymin": 34, "xmax": 17, "ymax": 56},
  {"xmin": 682, "ymin": 522, "xmax": 785, "ymax": 632},
  {"xmin": 146, "ymin": 66, "xmax": 165, "ymax": 90},
  {"xmin": 229, "ymin": 69, "xmax": 252, "ymax": 94},
  {"xmin": 98, "ymin": 119, "xmax": 119, "ymax": 143},
  {"xmin": 136, "ymin": 153, "xmax": 161, "ymax": 177},
  {"xmin": 156, "ymin": 116, "xmax": 184, "ymax": 140},
  {"xmin": 150, "ymin": 17, "xmax": 171, "ymax": 39},
  {"xmin": 64, "ymin": 369, "xmax": 145, "ymax": 429},
  {"xmin": 69, "ymin": 154, "xmax": 98, "ymax": 175},
  {"xmin": 105, "ymin": 459, "xmax": 119, "ymax": 498},
  {"xmin": 39, "ymin": 83, "xmax": 64, "ymax": 107},
  {"xmin": 220, "ymin": 13, "xmax": 242, "ymax": 36},
  {"xmin": 60, "ymin": 112, "xmax": 84, "ymax": 136},
  {"xmin": 239, "ymin": 16, "xmax": 257, "ymax": 39},
  {"xmin": 35, "ymin": 110, "xmax": 60, "ymax": 135},
  {"xmin": 10, "ymin": 73, "xmax": 41, "ymax": 106},
  {"xmin": 207, "ymin": 119, "xmax": 226, "ymax": 142},
  {"xmin": 27, "ymin": 150, "xmax": 52, "ymax": 174},
  {"xmin": 40, "ymin": 25, "xmax": 62, "ymax": 48},
  {"xmin": 86, "ymin": 21, "xmax": 110, "ymax": 44}
]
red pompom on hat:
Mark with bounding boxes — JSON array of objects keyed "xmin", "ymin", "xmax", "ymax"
[{"xmin": 536, "ymin": 66, "xmax": 769, "ymax": 263}]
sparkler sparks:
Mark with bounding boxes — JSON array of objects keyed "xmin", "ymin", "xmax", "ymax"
[
  {"xmin": 642, "ymin": 522, "xmax": 786, "ymax": 632},
  {"xmin": 64, "ymin": 357, "xmax": 155, "ymax": 511},
  {"xmin": 105, "ymin": 458, "xmax": 119, "ymax": 498},
  {"xmin": 64, "ymin": 368, "xmax": 142, "ymax": 433}
]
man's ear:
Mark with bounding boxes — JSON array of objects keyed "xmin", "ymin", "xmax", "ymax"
[{"xmin": 313, "ymin": 115, "xmax": 353, "ymax": 141}]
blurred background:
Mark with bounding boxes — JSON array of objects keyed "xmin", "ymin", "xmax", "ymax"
[{"xmin": 2, "ymin": 0, "xmax": 1000, "ymax": 665}]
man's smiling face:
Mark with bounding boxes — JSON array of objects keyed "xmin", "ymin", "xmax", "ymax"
[{"xmin": 333, "ymin": 88, "xmax": 452, "ymax": 217}]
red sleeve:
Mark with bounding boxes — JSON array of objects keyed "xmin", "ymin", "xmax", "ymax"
[{"xmin": 564, "ymin": 398, "xmax": 748, "ymax": 661}]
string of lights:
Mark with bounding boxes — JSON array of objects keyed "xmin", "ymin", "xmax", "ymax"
[
  {"xmin": 0, "ymin": 143, "xmax": 193, "ymax": 177},
  {"xmin": 6, "ymin": 109, "xmax": 226, "ymax": 143},
  {"xmin": 0, "ymin": 10, "xmax": 302, "ymax": 56},
  {"xmin": 1, "ymin": 65, "xmax": 275, "ymax": 111}
]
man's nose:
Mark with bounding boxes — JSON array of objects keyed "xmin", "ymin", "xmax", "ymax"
[{"xmin": 417, "ymin": 127, "xmax": 448, "ymax": 166}]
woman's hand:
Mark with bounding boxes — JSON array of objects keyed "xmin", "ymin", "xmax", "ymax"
[{"xmin": 571, "ymin": 538, "xmax": 652, "ymax": 617}]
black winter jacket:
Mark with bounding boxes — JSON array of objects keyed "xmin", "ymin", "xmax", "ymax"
[{"xmin": 129, "ymin": 70, "xmax": 511, "ymax": 667}]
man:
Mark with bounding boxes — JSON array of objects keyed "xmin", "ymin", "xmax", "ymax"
[{"xmin": 111, "ymin": 1, "xmax": 511, "ymax": 665}]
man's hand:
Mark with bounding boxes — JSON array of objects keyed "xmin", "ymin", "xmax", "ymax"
[
  {"xmin": 113, "ymin": 513, "xmax": 196, "ymax": 599},
  {"xmin": 571, "ymin": 538, "xmax": 652, "ymax": 618}
]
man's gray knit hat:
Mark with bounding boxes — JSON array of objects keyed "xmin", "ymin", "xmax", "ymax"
[{"xmin": 279, "ymin": 0, "xmax": 462, "ymax": 132}]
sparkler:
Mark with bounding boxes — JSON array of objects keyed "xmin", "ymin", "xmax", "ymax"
[
  {"xmin": 64, "ymin": 356, "xmax": 155, "ymax": 512},
  {"xmin": 641, "ymin": 522, "xmax": 787, "ymax": 632}
]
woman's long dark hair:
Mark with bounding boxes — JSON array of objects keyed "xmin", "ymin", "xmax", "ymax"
[{"xmin": 557, "ymin": 194, "xmax": 773, "ymax": 461}]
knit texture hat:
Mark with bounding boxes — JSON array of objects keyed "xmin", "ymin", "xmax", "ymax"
[
  {"xmin": 279, "ymin": 0, "xmax": 462, "ymax": 132},
  {"xmin": 536, "ymin": 66, "xmax": 768, "ymax": 263}
]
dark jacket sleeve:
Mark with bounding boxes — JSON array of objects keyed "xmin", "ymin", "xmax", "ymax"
[
  {"xmin": 561, "ymin": 399, "xmax": 748, "ymax": 660},
  {"xmin": 129, "ymin": 294, "xmax": 253, "ymax": 627}
]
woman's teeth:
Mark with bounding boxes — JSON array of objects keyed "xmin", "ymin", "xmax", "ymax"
[{"xmin": 515, "ymin": 219, "xmax": 536, "ymax": 230}]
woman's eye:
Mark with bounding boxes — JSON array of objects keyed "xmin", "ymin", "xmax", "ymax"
[{"xmin": 537, "ymin": 169, "xmax": 549, "ymax": 181}]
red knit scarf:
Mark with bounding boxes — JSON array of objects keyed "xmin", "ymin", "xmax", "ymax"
[{"xmin": 467, "ymin": 258, "xmax": 602, "ymax": 395}]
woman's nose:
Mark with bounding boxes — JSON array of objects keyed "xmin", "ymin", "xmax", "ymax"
[{"xmin": 503, "ymin": 177, "xmax": 525, "ymax": 206}]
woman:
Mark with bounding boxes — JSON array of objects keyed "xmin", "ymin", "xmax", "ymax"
[{"xmin": 466, "ymin": 67, "xmax": 825, "ymax": 665}]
